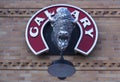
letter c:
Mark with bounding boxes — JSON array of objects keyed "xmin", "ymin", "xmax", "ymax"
[{"xmin": 29, "ymin": 27, "xmax": 39, "ymax": 37}]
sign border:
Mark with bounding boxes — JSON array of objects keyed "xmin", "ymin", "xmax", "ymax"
[{"xmin": 25, "ymin": 4, "xmax": 98, "ymax": 55}]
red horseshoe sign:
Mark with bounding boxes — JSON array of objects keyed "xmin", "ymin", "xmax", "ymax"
[{"xmin": 25, "ymin": 4, "xmax": 98, "ymax": 55}]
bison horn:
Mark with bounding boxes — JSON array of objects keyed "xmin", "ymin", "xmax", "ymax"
[
  {"xmin": 73, "ymin": 19, "xmax": 77, "ymax": 23},
  {"xmin": 48, "ymin": 17, "xmax": 55, "ymax": 22}
]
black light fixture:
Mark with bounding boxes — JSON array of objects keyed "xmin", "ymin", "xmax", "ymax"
[{"xmin": 48, "ymin": 52, "xmax": 75, "ymax": 80}]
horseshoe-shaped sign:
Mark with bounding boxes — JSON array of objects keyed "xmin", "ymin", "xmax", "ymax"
[{"xmin": 25, "ymin": 4, "xmax": 98, "ymax": 55}]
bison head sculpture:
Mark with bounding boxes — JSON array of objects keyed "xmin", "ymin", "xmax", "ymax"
[{"xmin": 48, "ymin": 7, "xmax": 77, "ymax": 51}]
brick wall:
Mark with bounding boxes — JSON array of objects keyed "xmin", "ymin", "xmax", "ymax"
[{"xmin": 0, "ymin": 0, "xmax": 120, "ymax": 82}]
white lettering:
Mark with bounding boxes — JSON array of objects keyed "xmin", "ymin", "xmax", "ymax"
[
  {"xmin": 34, "ymin": 17, "xmax": 45, "ymax": 26},
  {"xmin": 80, "ymin": 17, "xmax": 91, "ymax": 28},
  {"xmin": 30, "ymin": 27, "xmax": 39, "ymax": 37},
  {"xmin": 44, "ymin": 10, "xmax": 54, "ymax": 20},
  {"xmin": 71, "ymin": 10, "xmax": 79, "ymax": 21},
  {"xmin": 85, "ymin": 28, "xmax": 94, "ymax": 38}
]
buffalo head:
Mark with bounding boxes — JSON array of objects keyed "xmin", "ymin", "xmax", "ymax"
[{"xmin": 48, "ymin": 7, "xmax": 77, "ymax": 51}]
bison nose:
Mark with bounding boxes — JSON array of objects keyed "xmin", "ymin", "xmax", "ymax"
[
  {"xmin": 59, "ymin": 31, "xmax": 69, "ymax": 35},
  {"xmin": 58, "ymin": 31, "xmax": 69, "ymax": 40}
]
